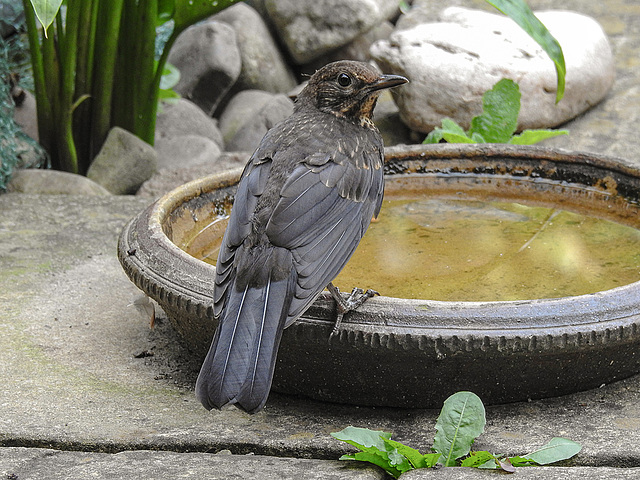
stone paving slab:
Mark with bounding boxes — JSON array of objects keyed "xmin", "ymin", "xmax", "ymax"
[
  {"xmin": 2, "ymin": 447, "xmax": 640, "ymax": 480},
  {"xmin": 2, "ymin": 2, "xmax": 640, "ymax": 477},
  {"xmin": 2, "ymin": 193, "xmax": 640, "ymax": 473}
]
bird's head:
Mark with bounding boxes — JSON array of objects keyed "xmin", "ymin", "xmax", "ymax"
[{"xmin": 296, "ymin": 60, "xmax": 408, "ymax": 124}]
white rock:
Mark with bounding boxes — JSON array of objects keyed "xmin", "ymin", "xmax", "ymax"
[{"xmin": 370, "ymin": 7, "xmax": 615, "ymax": 133}]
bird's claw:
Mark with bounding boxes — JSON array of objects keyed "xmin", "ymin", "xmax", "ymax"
[{"xmin": 327, "ymin": 283, "xmax": 379, "ymax": 337}]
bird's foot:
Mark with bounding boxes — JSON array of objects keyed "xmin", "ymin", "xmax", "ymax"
[{"xmin": 326, "ymin": 283, "xmax": 379, "ymax": 337}]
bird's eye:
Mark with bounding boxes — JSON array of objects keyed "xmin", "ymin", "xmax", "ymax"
[{"xmin": 337, "ymin": 73, "xmax": 352, "ymax": 87}]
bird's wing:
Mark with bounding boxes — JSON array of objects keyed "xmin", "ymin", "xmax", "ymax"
[
  {"xmin": 213, "ymin": 159, "xmax": 271, "ymax": 318},
  {"xmin": 265, "ymin": 146, "xmax": 384, "ymax": 324}
]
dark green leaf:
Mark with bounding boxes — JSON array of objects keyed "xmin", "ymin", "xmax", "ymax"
[
  {"xmin": 486, "ymin": 0, "xmax": 565, "ymax": 102},
  {"xmin": 469, "ymin": 79, "xmax": 520, "ymax": 143},
  {"xmin": 157, "ymin": 0, "xmax": 176, "ymax": 25},
  {"xmin": 173, "ymin": 0, "xmax": 241, "ymax": 35},
  {"xmin": 433, "ymin": 391, "xmax": 486, "ymax": 466},
  {"xmin": 509, "ymin": 129, "xmax": 569, "ymax": 145},
  {"xmin": 524, "ymin": 437, "xmax": 582, "ymax": 465}
]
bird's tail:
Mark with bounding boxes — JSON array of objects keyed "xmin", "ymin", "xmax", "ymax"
[{"xmin": 195, "ymin": 273, "xmax": 294, "ymax": 414}]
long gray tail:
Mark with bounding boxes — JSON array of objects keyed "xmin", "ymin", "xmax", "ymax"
[{"xmin": 195, "ymin": 274, "xmax": 294, "ymax": 414}]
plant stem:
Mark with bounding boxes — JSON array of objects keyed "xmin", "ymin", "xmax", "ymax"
[{"xmin": 91, "ymin": 0, "xmax": 124, "ymax": 160}]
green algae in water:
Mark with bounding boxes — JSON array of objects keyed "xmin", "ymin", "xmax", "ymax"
[{"xmin": 182, "ymin": 196, "xmax": 640, "ymax": 302}]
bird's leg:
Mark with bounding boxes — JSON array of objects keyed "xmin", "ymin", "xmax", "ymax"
[{"xmin": 326, "ymin": 282, "xmax": 379, "ymax": 336}]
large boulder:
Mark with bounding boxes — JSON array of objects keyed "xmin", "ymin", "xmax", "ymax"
[
  {"xmin": 266, "ymin": 0, "xmax": 399, "ymax": 64},
  {"xmin": 214, "ymin": 3, "xmax": 297, "ymax": 93},
  {"xmin": 371, "ymin": 7, "xmax": 615, "ymax": 133},
  {"xmin": 168, "ymin": 22, "xmax": 241, "ymax": 114},
  {"xmin": 87, "ymin": 127, "xmax": 157, "ymax": 195}
]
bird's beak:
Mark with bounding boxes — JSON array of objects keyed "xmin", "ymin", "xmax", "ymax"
[{"xmin": 370, "ymin": 74, "xmax": 409, "ymax": 92}]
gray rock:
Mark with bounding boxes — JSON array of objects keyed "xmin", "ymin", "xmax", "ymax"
[
  {"xmin": 301, "ymin": 22, "xmax": 394, "ymax": 74},
  {"xmin": 265, "ymin": 0, "xmax": 399, "ymax": 64},
  {"xmin": 213, "ymin": 3, "xmax": 297, "ymax": 93},
  {"xmin": 12, "ymin": 90, "xmax": 39, "ymax": 142},
  {"xmin": 155, "ymin": 135, "xmax": 222, "ymax": 171},
  {"xmin": 155, "ymin": 98, "xmax": 224, "ymax": 149},
  {"xmin": 371, "ymin": 7, "xmax": 615, "ymax": 133},
  {"xmin": 168, "ymin": 22, "xmax": 241, "ymax": 115},
  {"xmin": 137, "ymin": 151, "xmax": 250, "ymax": 199},
  {"xmin": 219, "ymin": 90, "xmax": 294, "ymax": 152},
  {"xmin": 7, "ymin": 169, "xmax": 111, "ymax": 195},
  {"xmin": 86, "ymin": 127, "xmax": 157, "ymax": 195}
]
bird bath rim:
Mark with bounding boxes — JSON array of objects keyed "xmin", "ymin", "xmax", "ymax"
[{"xmin": 118, "ymin": 143, "xmax": 640, "ymax": 408}]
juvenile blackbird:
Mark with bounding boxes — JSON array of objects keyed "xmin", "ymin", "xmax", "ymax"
[{"xmin": 196, "ymin": 60, "xmax": 408, "ymax": 414}]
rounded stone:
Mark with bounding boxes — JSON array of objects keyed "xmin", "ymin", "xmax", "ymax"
[{"xmin": 371, "ymin": 7, "xmax": 615, "ymax": 133}]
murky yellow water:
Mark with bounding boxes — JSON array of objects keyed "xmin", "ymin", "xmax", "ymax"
[{"xmin": 182, "ymin": 193, "xmax": 640, "ymax": 302}]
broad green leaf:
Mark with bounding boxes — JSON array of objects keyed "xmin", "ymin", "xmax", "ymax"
[
  {"xmin": 469, "ymin": 79, "xmax": 520, "ymax": 143},
  {"xmin": 173, "ymin": 0, "xmax": 241, "ymax": 35},
  {"xmin": 425, "ymin": 118, "xmax": 475, "ymax": 144},
  {"xmin": 423, "ymin": 129, "xmax": 444, "ymax": 144},
  {"xmin": 340, "ymin": 452, "xmax": 403, "ymax": 479},
  {"xmin": 331, "ymin": 426, "xmax": 391, "ymax": 452},
  {"xmin": 460, "ymin": 451, "xmax": 495, "ymax": 468},
  {"xmin": 433, "ymin": 391, "xmax": 486, "ymax": 466},
  {"xmin": 382, "ymin": 437, "xmax": 424, "ymax": 470},
  {"xmin": 509, "ymin": 129, "xmax": 569, "ymax": 145},
  {"xmin": 28, "ymin": 0, "xmax": 63, "ymax": 33},
  {"xmin": 523, "ymin": 437, "xmax": 582, "ymax": 465},
  {"xmin": 442, "ymin": 132, "xmax": 474, "ymax": 144},
  {"xmin": 487, "ymin": 0, "xmax": 565, "ymax": 102}
]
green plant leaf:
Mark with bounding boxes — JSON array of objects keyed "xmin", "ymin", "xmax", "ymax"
[
  {"xmin": 508, "ymin": 455, "xmax": 537, "ymax": 467},
  {"xmin": 28, "ymin": 0, "xmax": 63, "ymax": 33},
  {"xmin": 509, "ymin": 129, "xmax": 569, "ymax": 145},
  {"xmin": 523, "ymin": 437, "xmax": 582, "ymax": 465},
  {"xmin": 433, "ymin": 391, "xmax": 486, "ymax": 466},
  {"xmin": 469, "ymin": 79, "xmax": 520, "ymax": 143},
  {"xmin": 160, "ymin": 62, "xmax": 181, "ymax": 90},
  {"xmin": 340, "ymin": 452, "xmax": 404, "ymax": 479},
  {"xmin": 486, "ymin": 0, "xmax": 565, "ymax": 103},
  {"xmin": 424, "ymin": 118, "xmax": 475, "ymax": 144},
  {"xmin": 173, "ymin": 0, "xmax": 241, "ymax": 34},
  {"xmin": 460, "ymin": 451, "xmax": 496, "ymax": 468},
  {"xmin": 157, "ymin": 0, "xmax": 176, "ymax": 25},
  {"xmin": 331, "ymin": 426, "xmax": 391, "ymax": 451}
]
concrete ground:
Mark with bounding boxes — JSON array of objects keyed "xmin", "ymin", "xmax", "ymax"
[{"xmin": 3, "ymin": 0, "xmax": 640, "ymax": 478}]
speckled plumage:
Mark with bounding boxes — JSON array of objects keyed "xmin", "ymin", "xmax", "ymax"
[{"xmin": 196, "ymin": 61, "xmax": 407, "ymax": 414}]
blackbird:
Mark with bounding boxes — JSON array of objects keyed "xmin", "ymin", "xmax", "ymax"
[{"xmin": 196, "ymin": 60, "xmax": 408, "ymax": 414}]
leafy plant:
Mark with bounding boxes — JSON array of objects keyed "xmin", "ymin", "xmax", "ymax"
[
  {"xmin": 331, "ymin": 391, "xmax": 581, "ymax": 478},
  {"xmin": 423, "ymin": 79, "xmax": 569, "ymax": 145},
  {"xmin": 487, "ymin": 0, "xmax": 565, "ymax": 103},
  {"xmin": 22, "ymin": 0, "xmax": 240, "ymax": 174}
]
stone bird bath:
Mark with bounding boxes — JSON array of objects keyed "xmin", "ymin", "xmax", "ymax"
[{"xmin": 118, "ymin": 144, "xmax": 640, "ymax": 408}]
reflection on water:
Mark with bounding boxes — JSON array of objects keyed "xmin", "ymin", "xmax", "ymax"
[
  {"xmin": 335, "ymin": 196, "xmax": 640, "ymax": 301},
  {"xmin": 182, "ymin": 194, "xmax": 640, "ymax": 302}
]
